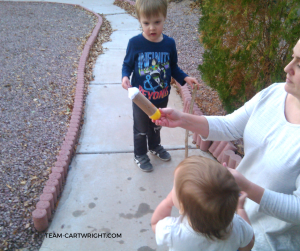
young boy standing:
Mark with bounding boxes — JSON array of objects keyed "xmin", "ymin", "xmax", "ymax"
[
  {"xmin": 151, "ymin": 156, "xmax": 255, "ymax": 251},
  {"xmin": 122, "ymin": 0, "xmax": 199, "ymax": 172}
]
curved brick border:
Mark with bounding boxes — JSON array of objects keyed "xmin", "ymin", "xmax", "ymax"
[
  {"xmin": 175, "ymin": 81, "xmax": 243, "ymax": 169},
  {"xmin": 32, "ymin": 4, "xmax": 103, "ymax": 232}
]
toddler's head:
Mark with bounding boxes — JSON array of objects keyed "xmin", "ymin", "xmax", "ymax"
[
  {"xmin": 174, "ymin": 156, "xmax": 240, "ymax": 240},
  {"xmin": 135, "ymin": 0, "xmax": 168, "ymax": 20}
]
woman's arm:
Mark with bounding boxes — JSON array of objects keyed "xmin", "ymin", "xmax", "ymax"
[
  {"xmin": 259, "ymin": 186, "xmax": 300, "ymax": 224},
  {"xmin": 228, "ymin": 167, "xmax": 300, "ymax": 224},
  {"xmin": 155, "ymin": 85, "xmax": 265, "ymax": 142},
  {"xmin": 226, "ymin": 167, "xmax": 265, "ymax": 204},
  {"xmin": 155, "ymin": 100, "xmax": 254, "ymax": 142},
  {"xmin": 154, "ymin": 108, "xmax": 210, "ymax": 138}
]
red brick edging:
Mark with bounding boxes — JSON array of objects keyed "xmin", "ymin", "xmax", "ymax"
[
  {"xmin": 32, "ymin": 4, "xmax": 103, "ymax": 232},
  {"xmin": 176, "ymin": 82, "xmax": 242, "ymax": 169}
]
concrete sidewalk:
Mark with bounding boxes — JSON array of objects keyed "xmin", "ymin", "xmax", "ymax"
[{"xmin": 13, "ymin": 0, "xmax": 212, "ymax": 250}]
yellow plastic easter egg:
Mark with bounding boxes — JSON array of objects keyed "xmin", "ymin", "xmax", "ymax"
[{"xmin": 149, "ymin": 109, "xmax": 161, "ymax": 120}]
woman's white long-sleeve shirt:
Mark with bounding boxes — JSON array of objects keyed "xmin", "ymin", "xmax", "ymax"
[{"xmin": 203, "ymin": 83, "xmax": 300, "ymax": 251}]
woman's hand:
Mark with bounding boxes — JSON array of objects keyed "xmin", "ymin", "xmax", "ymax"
[
  {"xmin": 224, "ymin": 163, "xmax": 252, "ymax": 192},
  {"xmin": 153, "ymin": 108, "xmax": 183, "ymax": 128},
  {"xmin": 223, "ymin": 162, "xmax": 264, "ymax": 204},
  {"xmin": 153, "ymin": 108, "xmax": 210, "ymax": 138}
]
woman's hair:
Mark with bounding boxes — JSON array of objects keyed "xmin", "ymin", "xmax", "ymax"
[
  {"xmin": 135, "ymin": 0, "xmax": 168, "ymax": 20},
  {"xmin": 175, "ymin": 155, "xmax": 240, "ymax": 240}
]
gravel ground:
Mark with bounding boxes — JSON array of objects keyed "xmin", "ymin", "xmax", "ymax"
[{"xmin": 0, "ymin": 2, "xmax": 99, "ymax": 250}]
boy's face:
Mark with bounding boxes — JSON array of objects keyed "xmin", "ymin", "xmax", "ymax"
[{"xmin": 139, "ymin": 13, "xmax": 165, "ymax": 43}]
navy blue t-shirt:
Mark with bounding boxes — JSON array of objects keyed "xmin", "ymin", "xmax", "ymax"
[{"xmin": 122, "ymin": 33, "xmax": 188, "ymax": 105}]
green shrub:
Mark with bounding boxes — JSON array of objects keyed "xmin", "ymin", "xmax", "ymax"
[{"xmin": 198, "ymin": 0, "xmax": 300, "ymax": 113}]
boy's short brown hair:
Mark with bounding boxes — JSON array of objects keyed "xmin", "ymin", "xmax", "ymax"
[
  {"xmin": 135, "ymin": 0, "xmax": 168, "ymax": 20},
  {"xmin": 175, "ymin": 155, "xmax": 240, "ymax": 240}
]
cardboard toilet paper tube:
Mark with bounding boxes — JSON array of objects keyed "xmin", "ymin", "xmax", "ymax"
[{"xmin": 132, "ymin": 92, "xmax": 161, "ymax": 120}]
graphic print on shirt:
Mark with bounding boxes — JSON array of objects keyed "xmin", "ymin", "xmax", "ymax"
[{"xmin": 138, "ymin": 52, "xmax": 170, "ymax": 100}]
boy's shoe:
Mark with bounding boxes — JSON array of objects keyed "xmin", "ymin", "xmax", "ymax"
[
  {"xmin": 150, "ymin": 145, "xmax": 171, "ymax": 161},
  {"xmin": 134, "ymin": 154, "xmax": 153, "ymax": 172}
]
